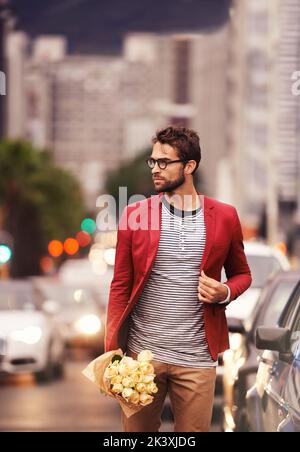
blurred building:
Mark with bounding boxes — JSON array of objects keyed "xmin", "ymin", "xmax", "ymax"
[
  {"xmin": 6, "ymin": 28, "xmax": 229, "ymax": 207},
  {"xmin": 125, "ymin": 30, "xmax": 229, "ymax": 198},
  {"xmin": 276, "ymin": 0, "xmax": 300, "ymax": 239},
  {"xmin": 6, "ymin": 31, "xmax": 28, "ymax": 138},
  {"xmin": 188, "ymin": 30, "xmax": 229, "ymax": 198},
  {"xmin": 22, "ymin": 36, "xmax": 162, "ymax": 208},
  {"xmin": 0, "ymin": 0, "xmax": 14, "ymax": 138},
  {"xmin": 227, "ymin": 0, "xmax": 300, "ymax": 244}
]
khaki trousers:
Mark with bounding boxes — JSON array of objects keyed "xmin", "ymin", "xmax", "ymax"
[{"xmin": 121, "ymin": 350, "xmax": 216, "ymax": 432}]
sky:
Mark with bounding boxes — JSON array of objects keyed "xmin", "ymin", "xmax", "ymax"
[{"xmin": 10, "ymin": 0, "xmax": 232, "ymax": 54}]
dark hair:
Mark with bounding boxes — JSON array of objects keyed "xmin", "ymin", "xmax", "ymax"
[{"xmin": 152, "ymin": 125, "xmax": 201, "ymax": 174}]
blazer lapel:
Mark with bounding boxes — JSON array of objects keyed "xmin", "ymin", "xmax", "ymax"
[
  {"xmin": 199, "ymin": 194, "xmax": 216, "ymax": 272},
  {"xmin": 145, "ymin": 193, "xmax": 162, "ymax": 272}
]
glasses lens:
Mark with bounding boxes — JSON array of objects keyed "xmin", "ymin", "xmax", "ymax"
[
  {"xmin": 158, "ymin": 160, "xmax": 167, "ymax": 169},
  {"xmin": 147, "ymin": 159, "xmax": 154, "ymax": 168}
]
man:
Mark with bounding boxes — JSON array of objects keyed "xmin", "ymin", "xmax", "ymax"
[{"xmin": 105, "ymin": 125, "xmax": 252, "ymax": 432}]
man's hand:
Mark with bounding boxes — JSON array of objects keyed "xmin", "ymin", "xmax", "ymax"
[{"xmin": 198, "ymin": 270, "xmax": 228, "ymax": 304}]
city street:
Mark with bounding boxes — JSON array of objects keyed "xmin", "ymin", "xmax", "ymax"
[
  {"xmin": 0, "ymin": 353, "xmax": 221, "ymax": 432},
  {"xmin": 0, "ymin": 354, "xmax": 174, "ymax": 432},
  {"xmin": 2, "ymin": 0, "xmax": 300, "ymax": 434}
]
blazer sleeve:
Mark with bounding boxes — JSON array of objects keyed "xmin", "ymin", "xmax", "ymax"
[
  {"xmin": 105, "ymin": 206, "xmax": 134, "ymax": 352},
  {"xmin": 223, "ymin": 207, "xmax": 252, "ymax": 302}
]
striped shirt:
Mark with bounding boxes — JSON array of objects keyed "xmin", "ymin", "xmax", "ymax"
[{"xmin": 127, "ymin": 195, "xmax": 217, "ymax": 368}]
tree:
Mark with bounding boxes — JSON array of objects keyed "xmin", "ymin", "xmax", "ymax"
[
  {"xmin": 0, "ymin": 140, "xmax": 85, "ymax": 277},
  {"xmin": 105, "ymin": 148, "xmax": 154, "ymax": 206}
]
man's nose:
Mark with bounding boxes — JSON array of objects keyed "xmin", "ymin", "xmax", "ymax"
[{"xmin": 151, "ymin": 162, "xmax": 161, "ymax": 173}]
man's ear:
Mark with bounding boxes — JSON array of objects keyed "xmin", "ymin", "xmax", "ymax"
[{"xmin": 185, "ymin": 160, "xmax": 197, "ymax": 175}]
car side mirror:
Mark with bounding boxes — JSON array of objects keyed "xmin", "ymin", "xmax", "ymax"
[
  {"xmin": 227, "ymin": 317, "xmax": 246, "ymax": 335},
  {"xmin": 256, "ymin": 326, "xmax": 291, "ymax": 353}
]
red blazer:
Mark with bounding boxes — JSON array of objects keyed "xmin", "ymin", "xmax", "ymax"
[{"xmin": 105, "ymin": 192, "xmax": 252, "ymax": 361}]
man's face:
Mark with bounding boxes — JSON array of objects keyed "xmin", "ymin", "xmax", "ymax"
[{"xmin": 150, "ymin": 142, "xmax": 186, "ymax": 193}]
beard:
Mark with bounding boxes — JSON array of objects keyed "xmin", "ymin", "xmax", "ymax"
[{"xmin": 154, "ymin": 172, "xmax": 185, "ymax": 193}]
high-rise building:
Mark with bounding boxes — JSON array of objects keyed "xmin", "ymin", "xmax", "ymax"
[
  {"xmin": 6, "ymin": 31, "xmax": 29, "ymax": 138},
  {"xmin": 0, "ymin": 0, "xmax": 14, "ymax": 138},
  {"xmin": 227, "ymin": 0, "xmax": 300, "ymax": 243},
  {"xmin": 8, "ymin": 29, "xmax": 230, "ymax": 208},
  {"xmin": 125, "ymin": 30, "xmax": 229, "ymax": 198},
  {"xmin": 24, "ymin": 36, "xmax": 162, "ymax": 207},
  {"xmin": 275, "ymin": 0, "xmax": 300, "ymax": 222}
]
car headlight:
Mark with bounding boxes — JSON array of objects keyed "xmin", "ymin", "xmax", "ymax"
[
  {"xmin": 75, "ymin": 315, "xmax": 101, "ymax": 335},
  {"xmin": 11, "ymin": 327, "xmax": 42, "ymax": 345}
]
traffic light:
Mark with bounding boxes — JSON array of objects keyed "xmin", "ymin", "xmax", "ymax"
[
  {"xmin": 81, "ymin": 218, "xmax": 96, "ymax": 234},
  {"xmin": 0, "ymin": 244, "xmax": 12, "ymax": 264},
  {"xmin": 0, "ymin": 231, "xmax": 13, "ymax": 279},
  {"xmin": 0, "ymin": 231, "xmax": 13, "ymax": 264}
]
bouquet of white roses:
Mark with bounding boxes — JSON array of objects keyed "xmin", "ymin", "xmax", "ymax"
[{"xmin": 82, "ymin": 348, "xmax": 158, "ymax": 418}]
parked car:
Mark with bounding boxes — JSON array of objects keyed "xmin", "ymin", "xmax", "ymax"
[
  {"xmin": 216, "ymin": 241, "xmax": 291, "ymax": 394},
  {"xmin": 225, "ymin": 241, "xmax": 291, "ymax": 321},
  {"xmin": 247, "ymin": 278, "xmax": 300, "ymax": 432},
  {"xmin": 58, "ymin": 258, "xmax": 114, "ymax": 303},
  {"xmin": 0, "ymin": 280, "xmax": 66, "ymax": 383},
  {"xmin": 222, "ymin": 271, "xmax": 299, "ymax": 431},
  {"xmin": 34, "ymin": 280, "xmax": 106, "ymax": 355}
]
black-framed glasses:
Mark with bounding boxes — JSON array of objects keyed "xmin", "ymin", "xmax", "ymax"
[{"xmin": 146, "ymin": 158, "xmax": 187, "ymax": 170}]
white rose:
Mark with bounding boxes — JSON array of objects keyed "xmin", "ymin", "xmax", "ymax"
[
  {"xmin": 104, "ymin": 365, "xmax": 119, "ymax": 379},
  {"xmin": 131, "ymin": 370, "xmax": 143, "ymax": 384},
  {"xmin": 120, "ymin": 357, "xmax": 140, "ymax": 372},
  {"xmin": 129, "ymin": 390, "xmax": 140, "ymax": 405},
  {"xmin": 111, "ymin": 383, "xmax": 123, "ymax": 394},
  {"xmin": 136, "ymin": 383, "xmax": 147, "ymax": 393},
  {"xmin": 110, "ymin": 375, "xmax": 123, "ymax": 385},
  {"xmin": 118, "ymin": 362, "xmax": 131, "ymax": 377},
  {"xmin": 140, "ymin": 362, "xmax": 154, "ymax": 375},
  {"xmin": 122, "ymin": 376, "xmax": 135, "ymax": 388},
  {"xmin": 147, "ymin": 382, "xmax": 158, "ymax": 394},
  {"xmin": 142, "ymin": 374, "xmax": 155, "ymax": 384},
  {"xmin": 139, "ymin": 392, "xmax": 154, "ymax": 406},
  {"xmin": 137, "ymin": 350, "xmax": 154, "ymax": 362},
  {"xmin": 122, "ymin": 387, "xmax": 134, "ymax": 399}
]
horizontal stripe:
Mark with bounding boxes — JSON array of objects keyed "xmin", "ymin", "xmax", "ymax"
[{"xmin": 128, "ymin": 196, "xmax": 217, "ymax": 368}]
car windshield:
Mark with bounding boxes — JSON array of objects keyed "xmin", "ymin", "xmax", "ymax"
[
  {"xmin": 0, "ymin": 286, "xmax": 37, "ymax": 311},
  {"xmin": 246, "ymin": 255, "xmax": 282, "ymax": 288},
  {"xmin": 222, "ymin": 254, "xmax": 285, "ymax": 320},
  {"xmin": 246, "ymin": 278, "xmax": 299, "ymax": 331},
  {"xmin": 259, "ymin": 280, "xmax": 299, "ymax": 327},
  {"xmin": 221, "ymin": 254, "xmax": 282, "ymax": 288},
  {"xmin": 39, "ymin": 285, "xmax": 94, "ymax": 308}
]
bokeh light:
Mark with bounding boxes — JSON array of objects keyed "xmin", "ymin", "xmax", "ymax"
[
  {"xmin": 89, "ymin": 243, "xmax": 103, "ymax": 262},
  {"xmin": 81, "ymin": 218, "xmax": 97, "ymax": 234},
  {"xmin": 40, "ymin": 256, "xmax": 55, "ymax": 273},
  {"xmin": 103, "ymin": 248, "xmax": 116, "ymax": 266},
  {"xmin": 0, "ymin": 245, "xmax": 12, "ymax": 264},
  {"xmin": 64, "ymin": 238, "xmax": 79, "ymax": 255},
  {"xmin": 76, "ymin": 231, "xmax": 92, "ymax": 247},
  {"xmin": 48, "ymin": 240, "xmax": 63, "ymax": 258}
]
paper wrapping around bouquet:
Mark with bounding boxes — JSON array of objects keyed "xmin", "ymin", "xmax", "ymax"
[{"xmin": 82, "ymin": 349, "xmax": 146, "ymax": 418}]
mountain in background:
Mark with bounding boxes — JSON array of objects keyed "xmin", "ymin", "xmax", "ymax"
[{"xmin": 10, "ymin": 0, "xmax": 231, "ymax": 54}]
